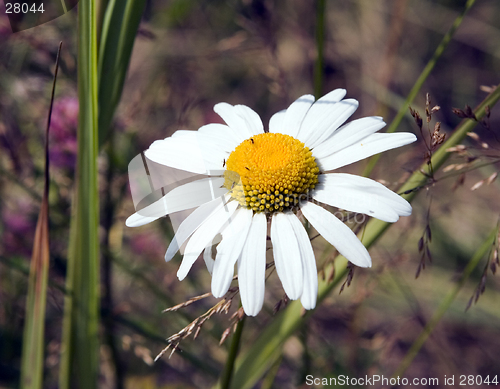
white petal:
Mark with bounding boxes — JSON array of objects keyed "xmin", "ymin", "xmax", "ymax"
[
  {"xmin": 214, "ymin": 103, "xmax": 263, "ymax": 140},
  {"xmin": 211, "ymin": 208, "xmax": 253, "ymax": 298},
  {"xmin": 300, "ymin": 99, "xmax": 359, "ymax": 149},
  {"xmin": 145, "ymin": 131, "xmax": 208, "ymax": 174},
  {"xmin": 196, "ymin": 133, "xmax": 231, "ymax": 172},
  {"xmin": 238, "ymin": 213, "xmax": 267, "ymax": 316},
  {"xmin": 288, "ymin": 214, "xmax": 318, "ymax": 310},
  {"xmin": 271, "ymin": 213, "xmax": 303, "ymax": 300},
  {"xmin": 318, "ymin": 132, "xmax": 417, "ymax": 171},
  {"xmin": 177, "ymin": 200, "xmax": 239, "ymax": 280},
  {"xmin": 312, "ymin": 173, "xmax": 412, "ymax": 223},
  {"xmin": 269, "ymin": 109, "xmax": 286, "ymax": 134},
  {"xmin": 312, "ymin": 116, "xmax": 386, "ymax": 160},
  {"xmin": 300, "ymin": 201, "xmax": 372, "ymax": 268},
  {"xmin": 165, "ymin": 194, "xmax": 229, "ymax": 262},
  {"xmin": 126, "ymin": 177, "xmax": 227, "ymax": 227},
  {"xmin": 279, "ymin": 94, "xmax": 315, "ymax": 138},
  {"xmin": 296, "ymin": 89, "xmax": 347, "ymax": 144},
  {"xmin": 197, "ymin": 123, "xmax": 240, "ymax": 153},
  {"xmin": 126, "ymin": 212, "xmax": 159, "ymax": 228},
  {"xmin": 233, "ymin": 105, "xmax": 264, "ymax": 135},
  {"xmin": 170, "ymin": 130, "xmax": 196, "ymax": 139}
]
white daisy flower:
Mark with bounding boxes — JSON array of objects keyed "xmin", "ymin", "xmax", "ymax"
[{"xmin": 126, "ymin": 89, "xmax": 416, "ymax": 316}]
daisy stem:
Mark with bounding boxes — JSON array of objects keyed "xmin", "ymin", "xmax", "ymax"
[
  {"xmin": 314, "ymin": 0, "xmax": 327, "ymax": 100},
  {"xmin": 362, "ymin": 0, "xmax": 477, "ymax": 178},
  {"xmin": 391, "ymin": 225, "xmax": 499, "ymax": 378},
  {"xmin": 220, "ymin": 315, "xmax": 246, "ymax": 389}
]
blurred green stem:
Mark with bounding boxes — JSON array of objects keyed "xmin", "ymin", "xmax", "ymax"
[
  {"xmin": 96, "ymin": 0, "xmax": 109, "ymax": 47},
  {"xmin": 59, "ymin": 0, "xmax": 67, "ymax": 13},
  {"xmin": 260, "ymin": 356, "xmax": 283, "ymax": 389},
  {"xmin": 363, "ymin": 0, "xmax": 477, "ymax": 177},
  {"xmin": 220, "ymin": 316, "xmax": 246, "ymax": 389},
  {"xmin": 314, "ymin": 0, "xmax": 326, "ymax": 100},
  {"xmin": 101, "ymin": 131, "xmax": 125, "ymax": 389},
  {"xmin": 392, "ymin": 225, "xmax": 499, "ymax": 378},
  {"xmin": 98, "ymin": 0, "xmax": 147, "ymax": 147}
]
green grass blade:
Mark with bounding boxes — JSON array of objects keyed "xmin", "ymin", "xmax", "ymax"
[
  {"xmin": 224, "ymin": 84, "xmax": 500, "ymax": 389},
  {"xmin": 20, "ymin": 191, "xmax": 50, "ymax": 389},
  {"xmin": 59, "ymin": 1, "xmax": 100, "ymax": 387},
  {"xmin": 20, "ymin": 42, "xmax": 62, "ymax": 389},
  {"xmin": 98, "ymin": 0, "xmax": 147, "ymax": 147},
  {"xmin": 20, "ymin": 184, "xmax": 50, "ymax": 389},
  {"xmin": 362, "ymin": 0, "xmax": 477, "ymax": 177}
]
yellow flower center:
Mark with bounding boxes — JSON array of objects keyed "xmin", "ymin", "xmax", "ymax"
[{"xmin": 224, "ymin": 133, "xmax": 319, "ymax": 213}]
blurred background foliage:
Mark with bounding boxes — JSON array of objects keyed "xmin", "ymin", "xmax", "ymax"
[{"xmin": 1, "ymin": 0, "xmax": 500, "ymax": 388}]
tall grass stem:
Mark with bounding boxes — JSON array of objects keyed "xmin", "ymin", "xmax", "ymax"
[
  {"xmin": 59, "ymin": 1, "xmax": 100, "ymax": 387},
  {"xmin": 220, "ymin": 316, "xmax": 246, "ymax": 389}
]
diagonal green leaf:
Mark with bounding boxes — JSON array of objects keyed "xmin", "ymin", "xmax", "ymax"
[
  {"xmin": 20, "ymin": 42, "xmax": 62, "ymax": 389},
  {"xmin": 223, "ymin": 84, "xmax": 500, "ymax": 389},
  {"xmin": 98, "ymin": 0, "xmax": 147, "ymax": 147},
  {"xmin": 59, "ymin": 1, "xmax": 100, "ymax": 387}
]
